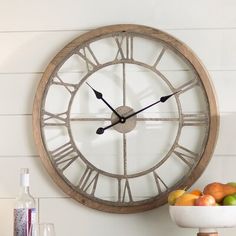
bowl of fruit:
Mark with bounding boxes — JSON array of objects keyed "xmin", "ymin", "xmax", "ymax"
[{"xmin": 169, "ymin": 182, "xmax": 236, "ymax": 229}]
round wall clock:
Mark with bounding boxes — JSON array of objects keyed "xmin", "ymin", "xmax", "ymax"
[{"xmin": 33, "ymin": 24, "xmax": 219, "ymax": 213}]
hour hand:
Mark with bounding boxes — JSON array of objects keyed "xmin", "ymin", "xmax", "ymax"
[{"xmin": 86, "ymin": 82, "xmax": 122, "ymax": 119}]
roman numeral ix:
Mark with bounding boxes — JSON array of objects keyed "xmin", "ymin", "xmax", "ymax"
[{"xmin": 42, "ymin": 111, "xmax": 68, "ymax": 126}]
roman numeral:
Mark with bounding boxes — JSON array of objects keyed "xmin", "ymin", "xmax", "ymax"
[
  {"xmin": 173, "ymin": 144, "xmax": 198, "ymax": 167},
  {"xmin": 52, "ymin": 75, "xmax": 77, "ymax": 94},
  {"xmin": 153, "ymin": 171, "xmax": 168, "ymax": 194},
  {"xmin": 176, "ymin": 78, "xmax": 198, "ymax": 94},
  {"xmin": 153, "ymin": 47, "xmax": 166, "ymax": 69},
  {"xmin": 77, "ymin": 166, "xmax": 99, "ymax": 196},
  {"xmin": 50, "ymin": 142, "xmax": 79, "ymax": 171},
  {"xmin": 114, "ymin": 34, "xmax": 134, "ymax": 60},
  {"xmin": 182, "ymin": 113, "xmax": 208, "ymax": 126},
  {"xmin": 76, "ymin": 44, "xmax": 100, "ymax": 72},
  {"xmin": 42, "ymin": 111, "xmax": 68, "ymax": 126},
  {"xmin": 118, "ymin": 178, "xmax": 133, "ymax": 203}
]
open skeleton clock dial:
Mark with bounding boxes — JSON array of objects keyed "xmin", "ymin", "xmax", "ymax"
[{"xmin": 33, "ymin": 24, "xmax": 219, "ymax": 213}]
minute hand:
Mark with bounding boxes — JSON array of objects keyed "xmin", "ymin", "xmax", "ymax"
[{"xmin": 125, "ymin": 91, "xmax": 179, "ymax": 120}]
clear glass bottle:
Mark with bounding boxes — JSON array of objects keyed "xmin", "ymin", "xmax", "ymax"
[{"xmin": 14, "ymin": 168, "xmax": 36, "ymax": 236}]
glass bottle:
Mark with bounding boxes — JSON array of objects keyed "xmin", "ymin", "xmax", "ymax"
[{"xmin": 13, "ymin": 168, "xmax": 36, "ymax": 236}]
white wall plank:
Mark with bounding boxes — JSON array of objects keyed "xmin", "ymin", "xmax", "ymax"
[
  {"xmin": 210, "ymin": 71, "xmax": 236, "ymax": 113},
  {"xmin": 0, "ymin": 0, "xmax": 236, "ymax": 31},
  {"xmin": 1, "ymin": 1, "xmax": 236, "ymax": 236},
  {"xmin": 214, "ymin": 113, "xmax": 236, "ymax": 155},
  {"xmin": 192, "ymin": 154, "xmax": 236, "ymax": 190},
  {"xmin": 0, "ymin": 112, "xmax": 235, "ymax": 156},
  {"xmin": 0, "ymin": 31, "xmax": 79, "ymax": 73},
  {"xmin": 0, "ymin": 154, "xmax": 236, "ymax": 236},
  {"xmin": 0, "ymin": 199, "xmax": 15, "ymax": 236},
  {"xmin": 0, "ymin": 115, "xmax": 36, "ymax": 156},
  {"xmin": 0, "ymin": 157, "xmax": 64, "ymax": 198},
  {"xmin": 0, "ymin": 30, "xmax": 236, "ymax": 73},
  {"xmin": 0, "ymin": 74, "xmax": 40, "ymax": 114},
  {"xmin": 40, "ymin": 198, "xmax": 196, "ymax": 236},
  {"xmin": 0, "ymin": 71, "xmax": 236, "ymax": 115},
  {"xmin": 1, "ymin": 152, "xmax": 235, "ymax": 200},
  {"xmin": 168, "ymin": 29, "xmax": 236, "ymax": 71}
]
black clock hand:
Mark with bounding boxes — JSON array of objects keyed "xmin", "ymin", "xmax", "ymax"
[
  {"xmin": 86, "ymin": 83, "xmax": 122, "ymax": 119},
  {"xmin": 125, "ymin": 91, "xmax": 179, "ymax": 120},
  {"xmin": 96, "ymin": 91, "xmax": 180, "ymax": 135},
  {"xmin": 96, "ymin": 119, "xmax": 121, "ymax": 134}
]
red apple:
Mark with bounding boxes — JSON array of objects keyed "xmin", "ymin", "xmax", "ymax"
[{"xmin": 194, "ymin": 194, "xmax": 216, "ymax": 206}]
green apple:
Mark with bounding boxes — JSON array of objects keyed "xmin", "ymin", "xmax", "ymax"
[{"xmin": 223, "ymin": 195, "xmax": 236, "ymax": 205}]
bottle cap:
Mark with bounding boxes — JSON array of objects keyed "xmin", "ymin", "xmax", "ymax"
[{"xmin": 20, "ymin": 168, "xmax": 30, "ymax": 187}]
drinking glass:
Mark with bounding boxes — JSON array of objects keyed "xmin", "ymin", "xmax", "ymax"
[{"xmin": 29, "ymin": 223, "xmax": 56, "ymax": 236}]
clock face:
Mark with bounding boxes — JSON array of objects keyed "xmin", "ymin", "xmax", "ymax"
[{"xmin": 33, "ymin": 24, "xmax": 219, "ymax": 213}]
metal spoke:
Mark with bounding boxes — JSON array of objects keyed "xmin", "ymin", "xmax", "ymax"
[
  {"xmin": 136, "ymin": 117, "xmax": 180, "ymax": 122},
  {"xmin": 123, "ymin": 133, "xmax": 127, "ymax": 176},
  {"xmin": 70, "ymin": 117, "xmax": 110, "ymax": 122},
  {"xmin": 122, "ymin": 63, "xmax": 126, "ymax": 106},
  {"xmin": 70, "ymin": 116, "xmax": 180, "ymax": 122}
]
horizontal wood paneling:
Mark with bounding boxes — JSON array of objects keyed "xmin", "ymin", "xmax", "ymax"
[
  {"xmin": 39, "ymin": 198, "xmax": 192, "ymax": 236},
  {"xmin": 192, "ymin": 154, "xmax": 236, "ymax": 189},
  {"xmin": 2, "ymin": 192, "xmax": 236, "ymax": 236},
  {"xmin": 0, "ymin": 0, "xmax": 236, "ymax": 32},
  {"xmin": 0, "ymin": 29, "xmax": 236, "ymax": 73},
  {"xmin": 1, "ymin": 153, "xmax": 235, "ymax": 198},
  {"xmin": 169, "ymin": 29, "xmax": 236, "ymax": 71},
  {"xmin": 0, "ymin": 31, "xmax": 79, "ymax": 73},
  {"xmin": 39, "ymin": 197, "xmax": 236, "ymax": 236},
  {"xmin": 1, "ymin": 1, "xmax": 236, "ymax": 236},
  {"xmin": 0, "ymin": 71, "xmax": 235, "ymax": 115},
  {"xmin": 0, "ymin": 157, "xmax": 64, "ymax": 198},
  {"xmin": 209, "ymin": 71, "xmax": 236, "ymax": 112},
  {"xmin": 1, "ymin": 153, "xmax": 236, "ymax": 199},
  {"xmin": 0, "ymin": 112, "xmax": 235, "ymax": 156},
  {"xmin": 214, "ymin": 113, "xmax": 236, "ymax": 155},
  {"xmin": 0, "ymin": 116, "xmax": 36, "ymax": 156},
  {"xmin": 0, "ymin": 199, "xmax": 15, "ymax": 236},
  {"xmin": 0, "ymin": 74, "xmax": 40, "ymax": 115}
]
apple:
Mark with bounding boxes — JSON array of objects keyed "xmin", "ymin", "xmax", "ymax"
[
  {"xmin": 223, "ymin": 194, "xmax": 236, "ymax": 205},
  {"xmin": 194, "ymin": 194, "xmax": 216, "ymax": 206}
]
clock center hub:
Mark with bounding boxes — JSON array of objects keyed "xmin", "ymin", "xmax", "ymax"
[{"xmin": 111, "ymin": 106, "xmax": 137, "ymax": 134}]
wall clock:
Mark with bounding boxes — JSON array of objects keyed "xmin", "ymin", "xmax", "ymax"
[{"xmin": 32, "ymin": 24, "xmax": 219, "ymax": 213}]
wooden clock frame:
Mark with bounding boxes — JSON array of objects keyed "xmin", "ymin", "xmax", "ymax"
[{"xmin": 32, "ymin": 24, "xmax": 219, "ymax": 213}]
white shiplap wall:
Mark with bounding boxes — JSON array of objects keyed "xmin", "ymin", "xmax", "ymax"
[{"xmin": 1, "ymin": 0, "xmax": 236, "ymax": 235}]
